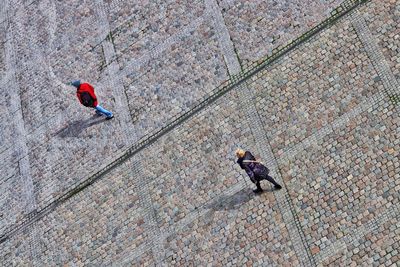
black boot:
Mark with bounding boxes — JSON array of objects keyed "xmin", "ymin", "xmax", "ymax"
[
  {"xmin": 274, "ymin": 184, "xmax": 282, "ymax": 190},
  {"xmin": 253, "ymin": 182, "xmax": 263, "ymax": 194},
  {"xmin": 265, "ymin": 175, "xmax": 282, "ymax": 190}
]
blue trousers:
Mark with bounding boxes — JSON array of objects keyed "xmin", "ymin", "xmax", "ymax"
[{"xmin": 95, "ymin": 105, "xmax": 113, "ymax": 118}]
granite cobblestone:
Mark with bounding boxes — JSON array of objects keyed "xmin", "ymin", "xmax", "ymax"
[
  {"xmin": 0, "ymin": 174, "xmax": 26, "ymax": 235},
  {"xmin": 320, "ymin": 214, "xmax": 400, "ymax": 266},
  {"xmin": 1, "ymin": 0, "xmax": 400, "ymax": 265},
  {"xmin": 123, "ymin": 21, "xmax": 228, "ymax": 136},
  {"xmin": 281, "ymin": 102, "xmax": 400, "ymax": 264},
  {"xmin": 362, "ymin": 0, "xmax": 400, "ymax": 81},
  {"xmin": 140, "ymin": 89, "xmax": 254, "ymax": 233},
  {"xmin": 351, "ymin": 9, "xmax": 400, "ymax": 99},
  {"xmin": 31, "ymin": 160, "xmax": 147, "ymax": 265},
  {"xmin": 0, "ymin": 230, "xmax": 32, "ymax": 265},
  {"xmin": 110, "ymin": 0, "xmax": 205, "ymax": 66},
  {"xmin": 251, "ymin": 17, "xmax": 382, "ymax": 156},
  {"xmin": 220, "ymin": 0, "xmax": 344, "ymax": 67},
  {"xmin": 1, "ymin": 1, "xmax": 136, "ymax": 231},
  {"xmin": 162, "ymin": 193, "xmax": 299, "ymax": 266}
]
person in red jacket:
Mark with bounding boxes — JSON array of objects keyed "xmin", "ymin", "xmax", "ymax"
[{"xmin": 70, "ymin": 80, "xmax": 114, "ymax": 119}]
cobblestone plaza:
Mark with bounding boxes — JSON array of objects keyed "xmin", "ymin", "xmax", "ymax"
[{"xmin": 0, "ymin": 0, "xmax": 399, "ymax": 266}]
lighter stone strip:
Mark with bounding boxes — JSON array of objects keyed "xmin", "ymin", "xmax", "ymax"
[
  {"xmin": 0, "ymin": 1, "xmax": 5, "ymax": 19},
  {"xmin": 316, "ymin": 202, "xmax": 400, "ymax": 263},
  {"xmin": 118, "ymin": 180, "xmax": 247, "ymax": 265},
  {"xmin": 206, "ymin": 0, "xmax": 314, "ymax": 265},
  {"xmin": 131, "ymin": 160, "xmax": 165, "ymax": 264},
  {"xmin": 117, "ymin": 16, "xmax": 205, "ymax": 82},
  {"xmin": 3, "ymin": 3, "xmax": 41, "ymax": 265},
  {"xmin": 278, "ymin": 90, "xmax": 386, "ymax": 165},
  {"xmin": 94, "ymin": 2, "xmax": 161, "ymax": 262},
  {"xmin": 205, "ymin": 0, "xmax": 241, "ymax": 74},
  {"xmin": 351, "ymin": 12, "xmax": 400, "ymax": 95},
  {"xmin": 4, "ymin": 2, "xmax": 36, "ymax": 223},
  {"xmin": 0, "ymin": 71, "xmax": 12, "ymax": 89},
  {"xmin": 240, "ymin": 83, "xmax": 315, "ymax": 266},
  {"xmin": 94, "ymin": 0, "xmax": 137, "ymax": 144},
  {"xmin": 0, "ymin": 0, "xmax": 33, "ymax": 24}
]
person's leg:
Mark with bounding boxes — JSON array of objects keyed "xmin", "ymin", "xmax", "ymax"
[
  {"xmin": 264, "ymin": 175, "xmax": 282, "ymax": 189},
  {"xmin": 95, "ymin": 105, "xmax": 113, "ymax": 118},
  {"xmin": 253, "ymin": 181, "xmax": 263, "ymax": 193}
]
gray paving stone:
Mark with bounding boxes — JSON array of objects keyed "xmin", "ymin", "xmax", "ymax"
[
  {"xmin": 250, "ymin": 17, "xmax": 382, "ymax": 156},
  {"xmin": 362, "ymin": 0, "xmax": 400, "ymax": 81},
  {"xmin": 109, "ymin": 0, "xmax": 206, "ymax": 67},
  {"xmin": 282, "ymin": 103, "xmax": 400, "ymax": 263},
  {"xmin": 122, "ymin": 20, "xmax": 229, "ymax": 137},
  {"xmin": 0, "ymin": 174, "xmax": 26, "ymax": 234},
  {"xmin": 1, "ymin": 0, "xmax": 400, "ymax": 266},
  {"xmin": 219, "ymin": 0, "xmax": 344, "ymax": 67}
]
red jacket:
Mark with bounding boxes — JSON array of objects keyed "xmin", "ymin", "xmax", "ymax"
[{"xmin": 76, "ymin": 83, "xmax": 98, "ymax": 107}]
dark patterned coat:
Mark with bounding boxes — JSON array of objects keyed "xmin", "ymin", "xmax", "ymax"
[{"xmin": 237, "ymin": 151, "xmax": 269, "ymax": 183}]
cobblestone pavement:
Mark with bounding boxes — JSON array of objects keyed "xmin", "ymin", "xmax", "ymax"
[
  {"xmin": 218, "ymin": 0, "xmax": 345, "ymax": 67},
  {"xmin": 1, "ymin": 0, "xmax": 399, "ymax": 266},
  {"xmin": 362, "ymin": 0, "xmax": 400, "ymax": 80}
]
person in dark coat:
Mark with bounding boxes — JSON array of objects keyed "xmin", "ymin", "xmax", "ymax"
[
  {"xmin": 236, "ymin": 148, "xmax": 282, "ymax": 193},
  {"xmin": 70, "ymin": 80, "xmax": 114, "ymax": 119}
]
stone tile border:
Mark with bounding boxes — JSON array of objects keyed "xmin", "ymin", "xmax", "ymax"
[
  {"xmin": 0, "ymin": 0, "xmax": 370, "ymax": 246},
  {"xmin": 2, "ymin": 1, "xmax": 41, "ymax": 263},
  {"xmin": 119, "ymin": 160, "xmax": 166, "ymax": 265},
  {"xmin": 240, "ymin": 81, "xmax": 316, "ymax": 266},
  {"xmin": 206, "ymin": 1, "xmax": 318, "ymax": 264},
  {"xmin": 94, "ymin": 0, "xmax": 137, "ymax": 143},
  {"xmin": 350, "ymin": 11, "xmax": 400, "ymax": 100},
  {"xmin": 205, "ymin": 0, "xmax": 241, "ymax": 75},
  {"xmin": 116, "ymin": 181, "xmax": 248, "ymax": 264},
  {"xmin": 279, "ymin": 91, "xmax": 386, "ymax": 165}
]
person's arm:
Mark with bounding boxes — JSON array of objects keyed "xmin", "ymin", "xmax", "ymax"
[
  {"xmin": 244, "ymin": 165, "xmax": 256, "ymax": 183},
  {"xmin": 76, "ymin": 91, "xmax": 83, "ymax": 105},
  {"xmin": 246, "ymin": 151, "xmax": 256, "ymax": 161},
  {"xmin": 86, "ymin": 84, "xmax": 97, "ymax": 99},
  {"xmin": 237, "ymin": 158, "xmax": 245, "ymax": 169},
  {"xmin": 85, "ymin": 84, "xmax": 98, "ymax": 106}
]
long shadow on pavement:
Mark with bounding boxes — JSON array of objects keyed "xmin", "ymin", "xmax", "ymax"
[
  {"xmin": 207, "ymin": 187, "xmax": 274, "ymax": 212},
  {"xmin": 55, "ymin": 115, "xmax": 107, "ymax": 138}
]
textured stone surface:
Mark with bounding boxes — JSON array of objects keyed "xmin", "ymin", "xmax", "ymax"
[
  {"xmin": 0, "ymin": 174, "xmax": 26, "ymax": 235},
  {"xmin": 0, "ymin": 28, "xmax": 5, "ymax": 76},
  {"xmin": 141, "ymin": 89, "xmax": 254, "ymax": 233},
  {"xmin": 1, "ymin": 0, "xmax": 400, "ymax": 266},
  {"xmin": 362, "ymin": 0, "xmax": 400, "ymax": 80},
  {"xmin": 320, "ymin": 216, "xmax": 400, "ymax": 266},
  {"xmin": 109, "ymin": 0, "xmax": 206, "ymax": 66},
  {"xmin": 0, "ymin": 230, "xmax": 32, "ymax": 266},
  {"xmin": 219, "ymin": 0, "xmax": 344, "ymax": 67},
  {"xmin": 163, "ymin": 193, "xmax": 300, "ymax": 266},
  {"xmin": 32, "ymin": 160, "xmax": 146, "ymax": 265},
  {"xmin": 281, "ymin": 102, "xmax": 400, "ymax": 260},
  {"xmin": 123, "ymin": 21, "xmax": 228, "ymax": 135},
  {"xmin": 251, "ymin": 18, "xmax": 382, "ymax": 156}
]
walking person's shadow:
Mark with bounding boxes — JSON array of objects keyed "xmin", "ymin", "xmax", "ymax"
[
  {"xmin": 208, "ymin": 188, "xmax": 255, "ymax": 211},
  {"xmin": 55, "ymin": 115, "xmax": 107, "ymax": 138},
  {"xmin": 207, "ymin": 186, "xmax": 275, "ymax": 212}
]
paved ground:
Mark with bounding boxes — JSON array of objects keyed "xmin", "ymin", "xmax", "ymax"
[{"xmin": 0, "ymin": 0, "xmax": 399, "ymax": 266}]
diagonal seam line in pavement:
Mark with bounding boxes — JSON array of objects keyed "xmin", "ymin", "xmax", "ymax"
[{"xmin": 0, "ymin": 0, "xmax": 370, "ymax": 245}]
